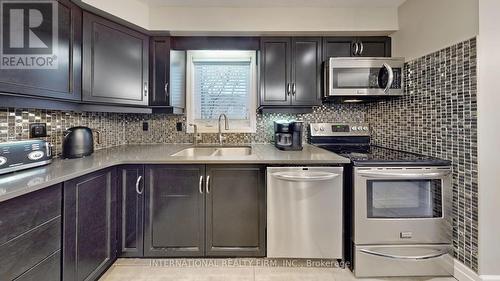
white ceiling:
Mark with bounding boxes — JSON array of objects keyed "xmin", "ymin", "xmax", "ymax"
[{"xmin": 140, "ymin": 0, "xmax": 406, "ymax": 8}]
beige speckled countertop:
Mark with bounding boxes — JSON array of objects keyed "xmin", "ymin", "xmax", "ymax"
[{"xmin": 0, "ymin": 143, "xmax": 349, "ymax": 203}]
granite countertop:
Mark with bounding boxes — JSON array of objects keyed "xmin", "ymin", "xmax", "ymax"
[{"xmin": 0, "ymin": 143, "xmax": 348, "ymax": 202}]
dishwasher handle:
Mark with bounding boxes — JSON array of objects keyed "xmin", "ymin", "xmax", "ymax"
[{"xmin": 271, "ymin": 171, "xmax": 340, "ymax": 182}]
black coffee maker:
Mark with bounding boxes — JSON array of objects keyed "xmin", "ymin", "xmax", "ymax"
[{"xmin": 274, "ymin": 121, "xmax": 303, "ymax": 151}]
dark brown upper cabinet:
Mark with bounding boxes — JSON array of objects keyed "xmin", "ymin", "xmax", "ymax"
[
  {"xmin": 259, "ymin": 37, "xmax": 322, "ymax": 108},
  {"xmin": 323, "ymin": 36, "xmax": 391, "ymax": 59},
  {"xmin": 82, "ymin": 12, "xmax": 149, "ymax": 106},
  {"xmin": 0, "ymin": 0, "xmax": 82, "ymax": 101},
  {"xmin": 149, "ymin": 37, "xmax": 185, "ymax": 111}
]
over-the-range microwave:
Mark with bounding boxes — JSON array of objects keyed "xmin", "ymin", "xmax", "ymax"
[{"xmin": 324, "ymin": 57, "xmax": 405, "ymax": 101}]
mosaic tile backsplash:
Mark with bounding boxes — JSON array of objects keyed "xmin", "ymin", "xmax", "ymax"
[
  {"xmin": 0, "ymin": 38, "xmax": 478, "ymax": 272},
  {"xmin": 367, "ymin": 38, "xmax": 478, "ymax": 271},
  {"xmin": 0, "ymin": 104, "xmax": 366, "ymax": 156}
]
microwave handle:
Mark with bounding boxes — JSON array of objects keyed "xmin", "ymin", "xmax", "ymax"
[{"xmin": 382, "ymin": 63, "xmax": 394, "ymax": 92}]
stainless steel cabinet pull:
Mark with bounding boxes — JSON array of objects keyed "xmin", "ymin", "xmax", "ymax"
[
  {"xmin": 287, "ymin": 83, "xmax": 291, "ymax": 96},
  {"xmin": 360, "ymin": 249, "xmax": 448, "ymax": 260},
  {"xmin": 199, "ymin": 176, "xmax": 204, "ymax": 194},
  {"xmin": 353, "ymin": 42, "xmax": 359, "ymax": 56},
  {"xmin": 292, "ymin": 83, "xmax": 296, "ymax": 95},
  {"xmin": 359, "ymin": 42, "xmax": 364, "ymax": 55},
  {"xmin": 206, "ymin": 175, "xmax": 211, "ymax": 194},
  {"xmin": 164, "ymin": 82, "xmax": 169, "ymax": 96},
  {"xmin": 144, "ymin": 82, "xmax": 148, "ymax": 97},
  {"xmin": 135, "ymin": 176, "xmax": 143, "ymax": 195}
]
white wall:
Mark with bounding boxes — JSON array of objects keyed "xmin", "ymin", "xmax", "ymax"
[
  {"xmin": 82, "ymin": 0, "xmax": 150, "ymax": 29},
  {"xmin": 477, "ymin": 0, "xmax": 500, "ymax": 277},
  {"xmin": 391, "ymin": 0, "xmax": 478, "ymax": 61},
  {"xmin": 148, "ymin": 6, "xmax": 398, "ymax": 35}
]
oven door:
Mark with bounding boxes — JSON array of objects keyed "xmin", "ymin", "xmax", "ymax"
[
  {"xmin": 326, "ymin": 58, "xmax": 403, "ymax": 97},
  {"xmin": 353, "ymin": 167, "xmax": 452, "ymax": 244}
]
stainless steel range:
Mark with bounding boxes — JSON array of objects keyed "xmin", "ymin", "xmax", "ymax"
[{"xmin": 309, "ymin": 123, "xmax": 453, "ymax": 278}]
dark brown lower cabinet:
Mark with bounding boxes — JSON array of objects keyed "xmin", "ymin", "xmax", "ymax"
[
  {"xmin": 0, "ymin": 184, "xmax": 62, "ymax": 281},
  {"xmin": 205, "ymin": 165, "xmax": 266, "ymax": 257},
  {"xmin": 143, "ymin": 164, "xmax": 266, "ymax": 257},
  {"xmin": 144, "ymin": 165, "xmax": 205, "ymax": 257},
  {"xmin": 63, "ymin": 168, "xmax": 117, "ymax": 281},
  {"xmin": 117, "ymin": 165, "xmax": 145, "ymax": 257}
]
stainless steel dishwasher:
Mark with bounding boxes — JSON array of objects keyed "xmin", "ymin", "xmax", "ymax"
[{"xmin": 267, "ymin": 166, "xmax": 344, "ymax": 259}]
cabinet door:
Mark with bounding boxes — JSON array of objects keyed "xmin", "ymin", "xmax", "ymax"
[
  {"xmin": 291, "ymin": 37, "xmax": 322, "ymax": 106},
  {"xmin": 357, "ymin": 37, "xmax": 391, "ymax": 57},
  {"xmin": 0, "ymin": 0, "xmax": 81, "ymax": 101},
  {"xmin": 322, "ymin": 37, "xmax": 355, "ymax": 59},
  {"xmin": 205, "ymin": 165, "xmax": 266, "ymax": 257},
  {"xmin": 150, "ymin": 37, "xmax": 170, "ymax": 106},
  {"xmin": 117, "ymin": 165, "xmax": 144, "ymax": 257},
  {"xmin": 259, "ymin": 37, "xmax": 291, "ymax": 106},
  {"xmin": 82, "ymin": 12, "xmax": 149, "ymax": 106},
  {"xmin": 63, "ymin": 168, "xmax": 117, "ymax": 281},
  {"xmin": 144, "ymin": 165, "xmax": 205, "ymax": 257}
]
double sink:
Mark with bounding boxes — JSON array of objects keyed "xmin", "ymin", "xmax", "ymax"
[{"xmin": 171, "ymin": 146, "xmax": 253, "ymax": 157}]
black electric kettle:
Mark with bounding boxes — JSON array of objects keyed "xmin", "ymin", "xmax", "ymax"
[{"xmin": 62, "ymin": 126, "xmax": 101, "ymax": 159}]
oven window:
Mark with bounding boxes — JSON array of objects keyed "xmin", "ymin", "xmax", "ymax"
[{"xmin": 366, "ymin": 179, "xmax": 443, "ymax": 218}]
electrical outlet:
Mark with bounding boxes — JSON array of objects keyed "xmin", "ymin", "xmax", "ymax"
[
  {"xmin": 176, "ymin": 122, "xmax": 183, "ymax": 132},
  {"xmin": 30, "ymin": 123, "xmax": 47, "ymax": 138},
  {"xmin": 142, "ymin": 122, "xmax": 149, "ymax": 131}
]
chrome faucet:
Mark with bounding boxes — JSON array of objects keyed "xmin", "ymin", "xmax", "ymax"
[
  {"xmin": 189, "ymin": 123, "xmax": 202, "ymax": 146},
  {"xmin": 218, "ymin": 114, "xmax": 229, "ymax": 146}
]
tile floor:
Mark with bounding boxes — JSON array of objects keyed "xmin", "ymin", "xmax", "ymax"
[{"xmin": 99, "ymin": 259, "xmax": 457, "ymax": 281}]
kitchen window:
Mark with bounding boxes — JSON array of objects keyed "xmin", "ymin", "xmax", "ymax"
[{"xmin": 186, "ymin": 50, "xmax": 257, "ymax": 133}]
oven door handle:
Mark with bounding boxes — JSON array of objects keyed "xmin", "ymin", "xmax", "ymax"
[
  {"xmin": 360, "ymin": 248, "xmax": 448, "ymax": 260},
  {"xmin": 357, "ymin": 170, "xmax": 451, "ymax": 179}
]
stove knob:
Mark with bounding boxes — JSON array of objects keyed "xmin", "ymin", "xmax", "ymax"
[
  {"xmin": 0, "ymin": 156, "xmax": 6, "ymax": 166},
  {"xmin": 313, "ymin": 127, "xmax": 318, "ymax": 132},
  {"xmin": 357, "ymin": 126, "xmax": 363, "ymax": 131},
  {"xmin": 319, "ymin": 127, "xmax": 325, "ymax": 131},
  {"xmin": 363, "ymin": 126, "xmax": 369, "ymax": 131},
  {"xmin": 351, "ymin": 126, "xmax": 357, "ymax": 131}
]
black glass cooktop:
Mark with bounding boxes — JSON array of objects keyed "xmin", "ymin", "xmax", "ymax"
[{"xmin": 318, "ymin": 145, "xmax": 451, "ymax": 166}]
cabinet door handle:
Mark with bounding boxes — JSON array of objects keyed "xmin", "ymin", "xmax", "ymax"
[
  {"xmin": 353, "ymin": 42, "xmax": 359, "ymax": 56},
  {"xmin": 287, "ymin": 83, "xmax": 291, "ymax": 96},
  {"xmin": 135, "ymin": 176, "xmax": 143, "ymax": 195},
  {"xmin": 164, "ymin": 82, "xmax": 169, "ymax": 97},
  {"xmin": 199, "ymin": 176, "xmax": 204, "ymax": 194},
  {"xmin": 144, "ymin": 82, "xmax": 148, "ymax": 97},
  {"xmin": 359, "ymin": 42, "xmax": 364, "ymax": 55},
  {"xmin": 206, "ymin": 175, "xmax": 211, "ymax": 194},
  {"xmin": 292, "ymin": 83, "xmax": 296, "ymax": 96}
]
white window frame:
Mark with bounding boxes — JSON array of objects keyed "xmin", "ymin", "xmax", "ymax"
[{"xmin": 185, "ymin": 50, "xmax": 257, "ymax": 133}]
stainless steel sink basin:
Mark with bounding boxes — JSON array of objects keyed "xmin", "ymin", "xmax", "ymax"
[
  {"xmin": 170, "ymin": 147, "xmax": 217, "ymax": 157},
  {"xmin": 171, "ymin": 146, "xmax": 252, "ymax": 157},
  {"xmin": 211, "ymin": 146, "xmax": 252, "ymax": 156}
]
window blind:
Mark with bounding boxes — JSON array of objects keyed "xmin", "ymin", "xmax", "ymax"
[{"xmin": 193, "ymin": 61, "xmax": 251, "ymax": 120}]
